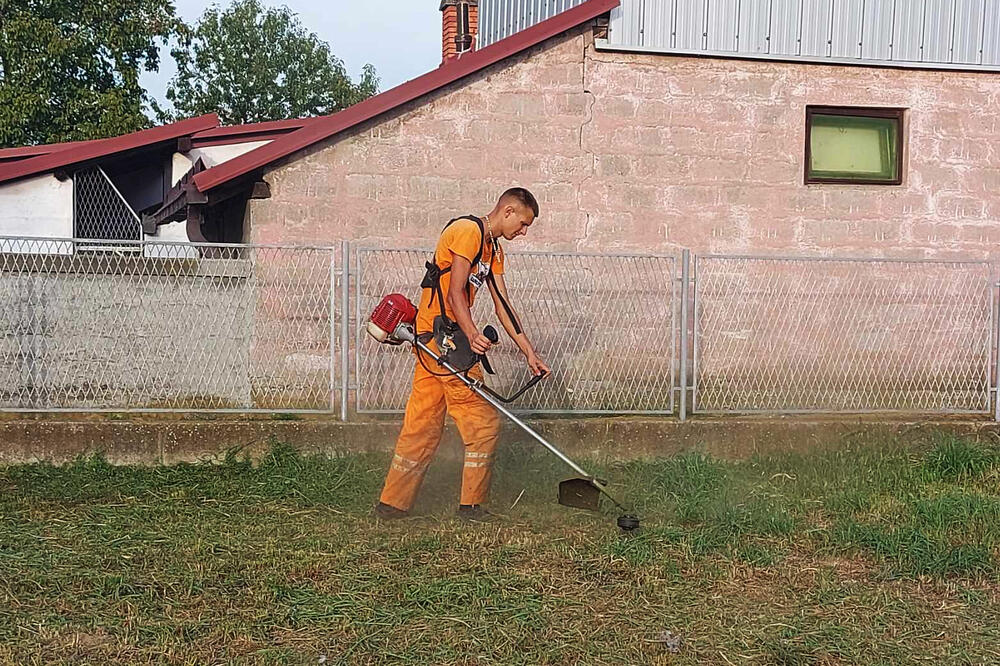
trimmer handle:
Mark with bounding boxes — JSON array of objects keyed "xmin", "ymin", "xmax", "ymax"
[
  {"xmin": 480, "ymin": 370, "xmax": 548, "ymax": 404},
  {"xmin": 478, "ymin": 325, "xmax": 549, "ymax": 403}
]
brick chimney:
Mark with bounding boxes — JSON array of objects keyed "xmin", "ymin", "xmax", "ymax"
[{"xmin": 440, "ymin": 0, "xmax": 478, "ymax": 62}]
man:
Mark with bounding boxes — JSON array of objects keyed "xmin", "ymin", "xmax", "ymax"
[{"xmin": 375, "ymin": 187, "xmax": 550, "ymax": 521}]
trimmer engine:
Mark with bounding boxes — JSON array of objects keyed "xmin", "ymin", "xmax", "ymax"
[{"xmin": 367, "ymin": 293, "xmax": 417, "ymax": 345}]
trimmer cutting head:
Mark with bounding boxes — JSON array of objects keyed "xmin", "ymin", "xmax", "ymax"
[
  {"xmin": 616, "ymin": 514, "xmax": 641, "ymax": 531},
  {"xmin": 558, "ymin": 478, "xmax": 641, "ymax": 532}
]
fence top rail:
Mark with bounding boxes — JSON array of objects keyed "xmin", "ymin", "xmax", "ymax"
[
  {"xmin": 354, "ymin": 245, "xmax": 681, "ymax": 261},
  {"xmin": 0, "ymin": 235, "xmax": 340, "ymax": 252},
  {"xmin": 696, "ymin": 252, "xmax": 992, "ymax": 267}
]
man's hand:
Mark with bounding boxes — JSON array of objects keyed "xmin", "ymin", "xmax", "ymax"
[
  {"xmin": 471, "ymin": 333, "xmax": 493, "ymax": 355},
  {"xmin": 525, "ymin": 352, "xmax": 550, "ymax": 376}
]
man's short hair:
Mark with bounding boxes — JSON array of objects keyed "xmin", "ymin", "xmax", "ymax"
[{"xmin": 500, "ymin": 187, "xmax": 539, "ymax": 218}]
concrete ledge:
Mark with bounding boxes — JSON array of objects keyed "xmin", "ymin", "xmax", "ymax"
[{"xmin": 1, "ymin": 413, "xmax": 999, "ymax": 465}]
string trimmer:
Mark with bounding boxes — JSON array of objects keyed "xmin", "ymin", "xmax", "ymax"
[{"xmin": 367, "ymin": 293, "xmax": 640, "ymax": 532}]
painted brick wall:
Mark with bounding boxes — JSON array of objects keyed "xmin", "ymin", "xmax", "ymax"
[{"xmin": 249, "ymin": 25, "xmax": 1000, "ymax": 260}]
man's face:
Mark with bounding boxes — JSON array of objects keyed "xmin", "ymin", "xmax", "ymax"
[{"xmin": 499, "ymin": 203, "xmax": 535, "ymax": 241}]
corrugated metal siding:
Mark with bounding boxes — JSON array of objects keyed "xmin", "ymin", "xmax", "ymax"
[
  {"xmin": 641, "ymin": 0, "xmax": 675, "ymax": 48},
  {"xmin": 800, "ymin": 0, "xmax": 833, "ymax": 58},
  {"xmin": 675, "ymin": 0, "xmax": 707, "ymax": 51},
  {"xmin": 608, "ymin": 0, "xmax": 643, "ymax": 47},
  {"xmin": 891, "ymin": 0, "xmax": 925, "ymax": 62},
  {"xmin": 831, "ymin": 0, "xmax": 864, "ymax": 59},
  {"xmin": 769, "ymin": 0, "xmax": 803, "ymax": 56},
  {"xmin": 982, "ymin": 0, "xmax": 1000, "ymax": 65},
  {"xmin": 707, "ymin": 0, "xmax": 740, "ymax": 52},
  {"xmin": 922, "ymin": 0, "xmax": 955, "ymax": 62},
  {"xmin": 862, "ymin": 0, "xmax": 896, "ymax": 60},
  {"xmin": 739, "ymin": 0, "xmax": 774, "ymax": 54},
  {"xmin": 482, "ymin": 0, "xmax": 1000, "ymax": 71},
  {"xmin": 478, "ymin": 0, "xmax": 590, "ymax": 48},
  {"xmin": 951, "ymin": 0, "xmax": 985, "ymax": 65}
]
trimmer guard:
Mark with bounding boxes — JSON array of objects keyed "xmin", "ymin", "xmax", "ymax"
[{"xmin": 558, "ymin": 477, "xmax": 603, "ymax": 511}]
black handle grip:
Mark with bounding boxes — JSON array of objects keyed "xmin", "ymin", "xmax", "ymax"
[
  {"xmin": 476, "ymin": 324, "xmax": 548, "ymax": 403},
  {"xmin": 518, "ymin": 371, "xmax": 546, "ymax": 393},
  {"xmin": 479, "ymin": 370, "xmax": 549, "ymax": 403}
]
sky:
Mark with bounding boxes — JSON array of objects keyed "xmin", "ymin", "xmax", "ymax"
[{"xmin": 139, "ymin": 0, "xmax": 442, "ymax": 113}]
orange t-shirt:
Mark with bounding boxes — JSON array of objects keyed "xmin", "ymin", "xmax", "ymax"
[{"xmin": 416, "ymin": 217, "xmax": 506, "ymax": 334}]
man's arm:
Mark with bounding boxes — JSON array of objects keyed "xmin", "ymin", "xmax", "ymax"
[
  {"xmin": 447, "ymin": 255, "xmax": 492, "ymax": 355},
  {"xmin": 488, "ymin": 272, "xmax": 550, "ymax": 376}
]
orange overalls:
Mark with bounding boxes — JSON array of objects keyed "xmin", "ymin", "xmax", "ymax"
[{"xmin": 379, "ymin": 217, "xmax": 505, "ymax": 512}]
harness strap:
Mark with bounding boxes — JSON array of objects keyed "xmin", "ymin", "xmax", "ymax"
[
  {"xmin": 486, "ymin": 271, "xmax": 523, "ymax": 336},
  {"xmin": 422, "ymin": 215, "xmax": 488, "ymax": 323},
  {"xmin": 418, "ymin": 217, "xmax": 519, "ymax": 371}
]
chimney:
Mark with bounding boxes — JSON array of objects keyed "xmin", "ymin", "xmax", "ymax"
[{"xmin": 440, "ymin": 0, "xmax": 478, "ymax": 62}]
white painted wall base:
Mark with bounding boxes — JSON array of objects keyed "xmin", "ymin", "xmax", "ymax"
[{"xmin": 0, "ymin": 173, "xmax": 73, "ymax": 237}]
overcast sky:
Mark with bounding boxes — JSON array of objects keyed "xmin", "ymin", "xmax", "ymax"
[{"xmin": 140, "ymin": 0, "xmax": 442, "ymax": 112}]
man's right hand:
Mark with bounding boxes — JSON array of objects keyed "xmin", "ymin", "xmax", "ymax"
[{"xmin": 470, "ymin": 333, "xmax": 493, "ymax": 355}]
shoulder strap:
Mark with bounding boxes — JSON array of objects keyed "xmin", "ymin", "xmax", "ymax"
[
  {"xmin": 442, "ymin": 215, "xmax": 485, "ymax": 268},
  {"xmin": 486, "ymin": 271, "xmax": 522, "ymax": 336},
  {"xmin": 423, "ymin": 215, "xmax": 487, "ymax": 321}
]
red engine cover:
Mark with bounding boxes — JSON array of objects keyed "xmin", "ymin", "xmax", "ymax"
[{"xmin": 370, "ymin": 293, "xmax": 417, "ymax": 334}]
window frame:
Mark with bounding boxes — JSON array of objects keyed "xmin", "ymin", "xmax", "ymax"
[{"xmin": 804, "ymin": 106, "xmax": 905, "ymax": 186}]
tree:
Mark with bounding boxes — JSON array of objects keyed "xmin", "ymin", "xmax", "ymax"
[
  {"xmin": 165, "ymin": 0, "xmax": 378, "ymax": 126},
  {"xmin": 0, "ymin": 0, "xmax": 178, "ymax": 147}
]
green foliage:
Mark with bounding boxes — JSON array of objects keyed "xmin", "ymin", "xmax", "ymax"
[
  {"xmin": 0, "ymin": 0, "xmax": 179, "ymax": 146},
  {"xmin": 4, "ymin": 436, "xmax": 1000, "ymax": 663},
  {"xmin": 924, "ymin": 435, "xmax": 997, "ymax": 481},
  {"xmin": 164, "ymin": 0, "xmax": 378, "ymax": 125}
]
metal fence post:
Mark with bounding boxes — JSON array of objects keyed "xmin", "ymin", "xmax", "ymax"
[
  {"xmin": 328, "ymin": 250, "xmax": 336, "ymax": 413},
  {"xmin": 341, "ymin": 241, "xmax": 351, "ymax": 421},
  {"xmin": 679, "ymin": 249, "xmax": 690, "ymax": 421},
  {"xmin": 994, "ymin": 281, "xmax": 1000, "ymax": 422}
]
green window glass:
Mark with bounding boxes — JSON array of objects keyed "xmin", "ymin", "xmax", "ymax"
[{"xmin": 806, "ymin": 107, "xmax": 904, "ymax": 185}]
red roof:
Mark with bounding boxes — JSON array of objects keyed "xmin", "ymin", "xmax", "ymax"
[
  {"xmin": 0, "ymin": 116, "xmax": 323, "ymax": 170},
  {"xmin": 0, "ymin": 114, "xmax": 220, "ymax": 184},
  {"xmin": 190, "ymin": 116, "xmax": 321, "ymax": 140},
  {"xmin": 0, "ymin": 138, "xmax": 104, "ymax": 164},
  {"xmin": 188, "ymin": 116, "xmax": 325, "ymax": 148},
  {"xmin": 0, "ymin": 0, "xmax": 617, "ymax": 191},
  {"xmin": 192, "ymin": 0, "xmax": 619, "ymax": 192}
]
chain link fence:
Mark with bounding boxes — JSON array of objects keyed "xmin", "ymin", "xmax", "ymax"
[
  {"xmin": 0, "ymin": 238, "xmax": 335, "ymax": 411},
  {"xmin": 693, "ymin": 255, "xmax": 994, "ymax": 414},
  {"xmin": 355, "ymin": 248, "xmax": 679, "ymax": 413},
  {"xmin": 3, "ymin": 236, "xmax": 1000, "ymax": 418}
]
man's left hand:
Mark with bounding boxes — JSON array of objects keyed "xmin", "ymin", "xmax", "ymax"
[{"xmin": 526, "ymin": 352, "xmax": 550, "ymax": 377}]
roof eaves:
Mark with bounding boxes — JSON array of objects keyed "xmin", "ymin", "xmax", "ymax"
[
  {"xmin": 0, "ymin": 138, "xmax": 103, "ymax": 161},
  {"xmin": 0, "ymin": 114, "xmax": 220, "ymax": 185},
  {"xmin": 192, "ymin": 0, "xmax": 619, "ymax": 193},
  {"xmin": 190, "ymin": 116, "xmax": 323, "ymax": 140}
]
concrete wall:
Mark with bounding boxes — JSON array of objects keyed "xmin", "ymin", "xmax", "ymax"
[
  {"xmin": 249, "ymin": 27, "xmax": 1000, "ymax": 261},
  {"xmin": 0, "ymin": 174, "xmax": 73, "ymax": 241},
  {"xmin": 0, "ymin": 262, "xmax": 254, "ymax": 409}
]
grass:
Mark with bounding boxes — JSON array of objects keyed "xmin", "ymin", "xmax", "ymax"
[{"xmin": 2, "ymin": 433, "xmax": 1000, "ymax": 664}]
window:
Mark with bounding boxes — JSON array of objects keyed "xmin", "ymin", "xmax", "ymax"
[{"xmin": 805, "ymin": 107, "xmax": 904, "ymax": 185}]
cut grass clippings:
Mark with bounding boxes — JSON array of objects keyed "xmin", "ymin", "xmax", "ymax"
[{"xmin": 2, "ymin": 434, "xmax": 1000, "ymax": 664}]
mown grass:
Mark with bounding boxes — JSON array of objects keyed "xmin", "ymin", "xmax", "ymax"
[{"xmin": 2, "ymin": 433, "xmax": 1000, "ymax": 664}]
